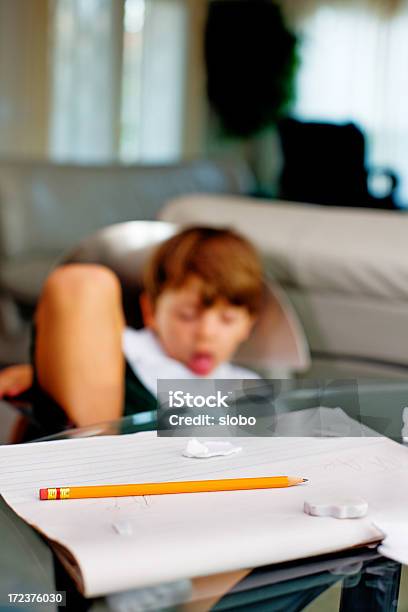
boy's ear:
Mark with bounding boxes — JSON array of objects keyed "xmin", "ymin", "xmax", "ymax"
[{"xmin": 139, "ymin": 292, "xmax": 156, "ymax": 329}]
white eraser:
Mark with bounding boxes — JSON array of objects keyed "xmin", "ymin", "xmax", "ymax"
[
  {"xmin": 182, "ymin": 438, "xmax": 242, "ymax": 459},
  {"xmin": 304, "ymin": 496, "xmax": 368, "ymax": 519}
]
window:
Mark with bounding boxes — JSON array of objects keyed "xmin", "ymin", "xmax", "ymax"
[
  {"xmin": 49, "ymin": 0, "xmax": 187, "ymax": 163},
  {"xmin": 293, "ymin": 3, "xmax": 408, "ymax": 206},
  {"xmin": 120, "ymin": 0, "xmax": 145, "ymax": 161},
  {"xmin": 120, "ymin": 0, "xmax": 187, "ymax": 162}
]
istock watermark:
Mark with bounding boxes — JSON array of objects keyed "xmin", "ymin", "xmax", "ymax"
[
  {"xmin": 168, "ymin": 389, "xmax": 232, "ymax": 408},
  {"xmin": 157, "ymin": 379, "xmax": 401, "ymax": 438}
]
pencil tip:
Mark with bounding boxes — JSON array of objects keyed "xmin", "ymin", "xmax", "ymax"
[{"xmin": 302, "ymin": 478, "xmax": 309, "ymax": 482}]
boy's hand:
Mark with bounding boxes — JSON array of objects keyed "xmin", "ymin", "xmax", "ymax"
[{"xmin": 0, "ymin": 364, "xmax": 33, "ymax": 398}]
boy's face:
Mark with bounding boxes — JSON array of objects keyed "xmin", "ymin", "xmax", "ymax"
[{"xmin": 141, "ymin": 276, "xmax": 256, "ymax": 375}]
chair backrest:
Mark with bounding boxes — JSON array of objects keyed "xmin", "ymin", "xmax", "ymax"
[
  {"xmin": 278, "ymin": 118, "xmax": 369, "ymax": 206},
  {"xmin": 61, "ymin": 221, "xmax": 176, "ymax": 328},
  {"xmin": 60, "ymin": 220, "xmax": 310, "ymax": 375}
]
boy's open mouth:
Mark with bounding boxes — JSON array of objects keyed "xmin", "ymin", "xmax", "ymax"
[{"xmin": 188, "ymin": 352, "xmax": 215, "ymax": 375}]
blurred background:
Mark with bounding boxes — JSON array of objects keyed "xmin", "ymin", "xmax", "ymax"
[
  {"xmin": 1, "ymin": 0, "xmax": 407, "ymax": 205},
  {"xmin": 1, "ymin": 0, "xmax": 408, "ymax": 373}
]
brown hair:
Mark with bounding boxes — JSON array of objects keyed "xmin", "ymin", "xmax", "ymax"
[{"xmin": 143, "ymin": 226, "xmax": 264, "ymax": 314}]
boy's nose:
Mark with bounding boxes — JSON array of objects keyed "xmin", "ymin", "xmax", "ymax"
[{"xmin": 196, "ymin": 312, "xmax": 218, "ymax": 340}]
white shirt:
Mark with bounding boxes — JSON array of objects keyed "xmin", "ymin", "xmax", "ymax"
[{"xmin": 123, "ymin": 327, "xmax": 260, "ymax": 397}]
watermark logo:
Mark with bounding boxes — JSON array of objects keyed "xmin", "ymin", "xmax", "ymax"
[
  {"xmin": 168, "ymin": 390, "xmax": 231, "ymax": 408},
  {"xmin": 157, "ymin": 378, "xmax": 398, "ymax": 439}
]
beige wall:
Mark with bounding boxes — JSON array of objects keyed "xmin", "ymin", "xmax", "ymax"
[{"xmin": 0, "ymin": 0, "xmax": 49, "ymax": 158}]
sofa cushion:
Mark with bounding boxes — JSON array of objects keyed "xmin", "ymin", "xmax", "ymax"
[
  {"xmin": 288, "ymin": 288, "xmax": 408, "ymax": 367},
  {"xmin": 160, "ymin": 195, "xmax": 408, "ymax": 301}
]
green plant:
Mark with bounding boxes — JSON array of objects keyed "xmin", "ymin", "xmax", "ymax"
[{"xmin": 205, "ymin": 0, "xmax": 299, "ymax": 138}]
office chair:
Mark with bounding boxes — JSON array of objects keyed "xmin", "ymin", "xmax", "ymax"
[
  {"xmin": 63, "ymin": 220, "xmax": 309, "ymax": 374},
  {"xmin": 277, "ymin": 117, "xmax": 399, "ymax": 209}
]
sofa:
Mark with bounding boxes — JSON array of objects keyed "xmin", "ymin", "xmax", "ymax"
[{"xmin": 1, "ymin": 157, "xmax": 408, "ymax": 381}]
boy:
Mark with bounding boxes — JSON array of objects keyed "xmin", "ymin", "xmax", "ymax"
[{"xmin": 0, "ymin": 227, "xmax": 264, "ymax": 433}]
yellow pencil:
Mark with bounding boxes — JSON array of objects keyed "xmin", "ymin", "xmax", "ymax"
[{"xmin": 39, "ymin": 476, "xmax": 308, "ymax": 500}]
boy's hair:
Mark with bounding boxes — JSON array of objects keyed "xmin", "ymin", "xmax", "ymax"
[{"xmin": 143, "ymin": 226, "xmax": 264, "ymax": 314}]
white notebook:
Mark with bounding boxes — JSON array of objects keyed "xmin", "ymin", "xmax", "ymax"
[{"xmin": 1, "ymin": 416, "xmax": 408, "ymax": 597}]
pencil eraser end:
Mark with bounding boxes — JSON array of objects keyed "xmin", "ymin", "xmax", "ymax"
[
  {"xmin": 39, "ymin": 489, "xmax": 48, "ymax": 500},
  {"xmin": 304, "ymin": 496, "xmax": 368, "ymax": 519}
]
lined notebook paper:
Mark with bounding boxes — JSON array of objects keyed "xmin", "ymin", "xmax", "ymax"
[{"xmin": 2, "ymin": 418, "xmax": 408, "ymax": 596}]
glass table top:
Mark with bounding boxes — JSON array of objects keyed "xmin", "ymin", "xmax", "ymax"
[{"xmin": 0, "ymin": 410, "xmax": 405, "ymax": 611}]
